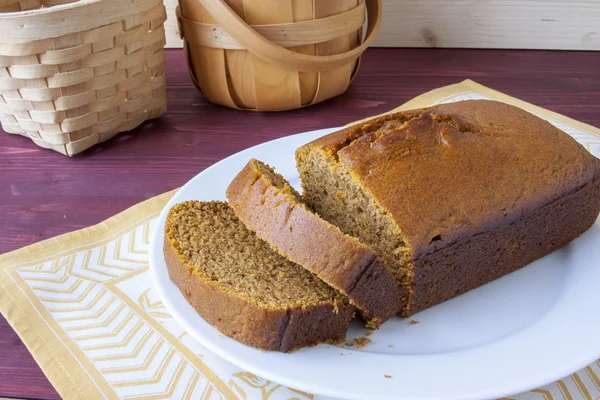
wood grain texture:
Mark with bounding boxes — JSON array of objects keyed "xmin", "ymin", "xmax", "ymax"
[
  {"xmin": 0, "ymin": 319, "xmax": 59, "ymax": 400},
  {"xmin": 1, "ymin": 48, "xmax": 600, "ymax": 399},
  {"xmin": 243, "ymin": 0, "xmax": 302, "ymax": 110},
  {"xmin": 312, "ymin": 0, "xmax": 357, "ymax": 104},
  {"xmin": 163, "ymin": 0, "xmax": 600, "ymax": 50}
]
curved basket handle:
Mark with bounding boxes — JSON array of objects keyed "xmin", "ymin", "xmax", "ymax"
[{"xmin": 197, "ymin": 0, "xmax": 382, "ymax": 72}]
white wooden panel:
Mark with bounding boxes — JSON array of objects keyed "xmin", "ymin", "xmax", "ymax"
[
  {"xmin": 164, "ymin": 0, "xmax": 600, "ymax": 50},
  {"xmin": 165, "ymin": 5, "xmax": 182, "ymax": 48},
  {"xmin": 373, "ymin": 0, "xmax": 600, "ymax": 50}
]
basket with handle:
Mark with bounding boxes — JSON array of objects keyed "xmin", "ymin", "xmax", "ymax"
[
  {"xmin": 177, "ymin": 0, "xmax": 381, "ymax": 111},
  {"xmin": 0, "ymin": 0, "xmax": 167, "ymax": 156}
]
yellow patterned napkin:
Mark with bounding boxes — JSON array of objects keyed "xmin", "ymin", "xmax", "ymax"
[{"xmin": 1, "ymin": 80, "xmax": 599, "ymax": 400}]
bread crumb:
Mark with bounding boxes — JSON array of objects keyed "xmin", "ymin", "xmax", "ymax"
[
  {"xmin": 410, "ymin": 319, "xmax": 419, "ymax": 325},
  {"xmin": 345, "ymin": 341, "xmax": 354, "ymax": 347},
  {"xmin": 388, "ymin": 344, "xmax": 393, "ymax": 348},
  {"xmin": 384, "ymin": 374, "xmax": 392, "ymax": 379},
  {"xmin": 340, "ymin": 352, "xmax": 344, "ymax": 356},
  {"xmin": 353, "ymin": 336, "xmax": 372, "ymax": 349},
  {"xmin": 218, "ymin": 333, "xmax": 223, "ymax": 337},
  {"xmin": 365, "ymin": 330, "xmax": 374, "ymax": 337}
]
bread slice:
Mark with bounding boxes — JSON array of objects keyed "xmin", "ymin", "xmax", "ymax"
[
  {"xmin": 296, "ymin": 100, "xmax": 600, "ymax": 316},
  {"xmin": 164, "ymin": 201, "xmax": 354, "ymax": 352},
  {"xmin": 226, "ymin": 159, "xmax": 404, "ymax": 328}
]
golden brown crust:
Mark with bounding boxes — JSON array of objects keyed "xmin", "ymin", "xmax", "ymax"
[
  {"xmin": 303, "ymin": 100, "xmax": 600, "ymax": 257},
  {"xmin": 298, "ymin": 100, "xmax": 600, "ymax": 316},
  {"xmin": 226, "ymin": 159, "xmax": 404, "ymax": 328},
  {"xmin": 407, "ymin": 175, "xmax": 600, "ymax": 315},
  {"xmin": 164, "ymin": 215, "xmax": 354, "ymax": 352}
]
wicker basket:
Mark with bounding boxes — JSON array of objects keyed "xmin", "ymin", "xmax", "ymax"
[
  {"xmin": 0, "ymin": 0, "xmax": 167, "ymax": 156},
  {"xmin": 177, "ymin": 0, "xmax": 381, "ymax": 111}
]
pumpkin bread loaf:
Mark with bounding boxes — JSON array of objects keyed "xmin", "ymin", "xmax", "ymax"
[
  {"xmin": 164, "ymin": 201, "xmax": 354, "ymax": 352},
  {"xmin": 226, "ymin": 159, "xmax": 405, "ymax": 328},
  {"xmin": 296, "ymin": 100, "xmax": 600, "ymax": 316}
]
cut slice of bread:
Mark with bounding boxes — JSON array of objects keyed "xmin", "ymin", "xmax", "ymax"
[
  {"xmin": 164, "ymin": 201, "xmax": 354, "ymax": 352},
  {"xmin": 226, "ymin": 159, "xmax": 404, "ymax": 328}
]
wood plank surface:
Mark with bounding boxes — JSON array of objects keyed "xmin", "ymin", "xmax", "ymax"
[
  {"xmin": 1, "ymin": 48, "xmax": 599, "ymax": 399},
  {"xmin": 163, "ymin": 0, "xmax": 600, "ymax": 50}
]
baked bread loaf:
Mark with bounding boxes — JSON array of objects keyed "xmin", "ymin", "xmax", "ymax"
[
  {"xmin": 164, "ymin": 201, "xmax": 354, "ymax": 352},
  {"xmin": 226, "ymin": 159, "xmax": 404, "ymax": 328},
  {"xmin": 296, "ymin": 100, "xmax": 600, "ymax": 316}
]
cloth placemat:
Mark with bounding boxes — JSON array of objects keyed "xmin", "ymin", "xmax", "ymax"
[{"xmin": 1, "ymin": 80, "xmax": 599, "ymax": 400}]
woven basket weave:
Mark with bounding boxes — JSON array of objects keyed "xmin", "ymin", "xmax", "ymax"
[
  {"xmin": 178, "ymin": 0, "xmax": 381, "ymax": 111},
  {"xmin": 0, "ymin": 0, "xmax": 167, "ymax": 156}
]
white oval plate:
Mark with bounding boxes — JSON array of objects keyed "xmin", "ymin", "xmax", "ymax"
[{"xmin": 149, "ymin": 127, "xmax": 600, "ymax": 400}]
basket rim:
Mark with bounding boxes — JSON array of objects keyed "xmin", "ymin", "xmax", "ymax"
[
  {"xmin": 177, "ymin": 4, "xmax": 366, "ymax": 50},
  {"xmin": 0, "ymin": 0, "xmax": 163, "ymax": 43},
  {"xmin": 0, "ymin": 0, "xmax": 102, "ymax": 17}
]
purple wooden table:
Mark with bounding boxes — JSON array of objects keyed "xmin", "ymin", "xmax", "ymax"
[{"xmin": 1, "ymin": 48, "xmax": 599, "ymax": 399}]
